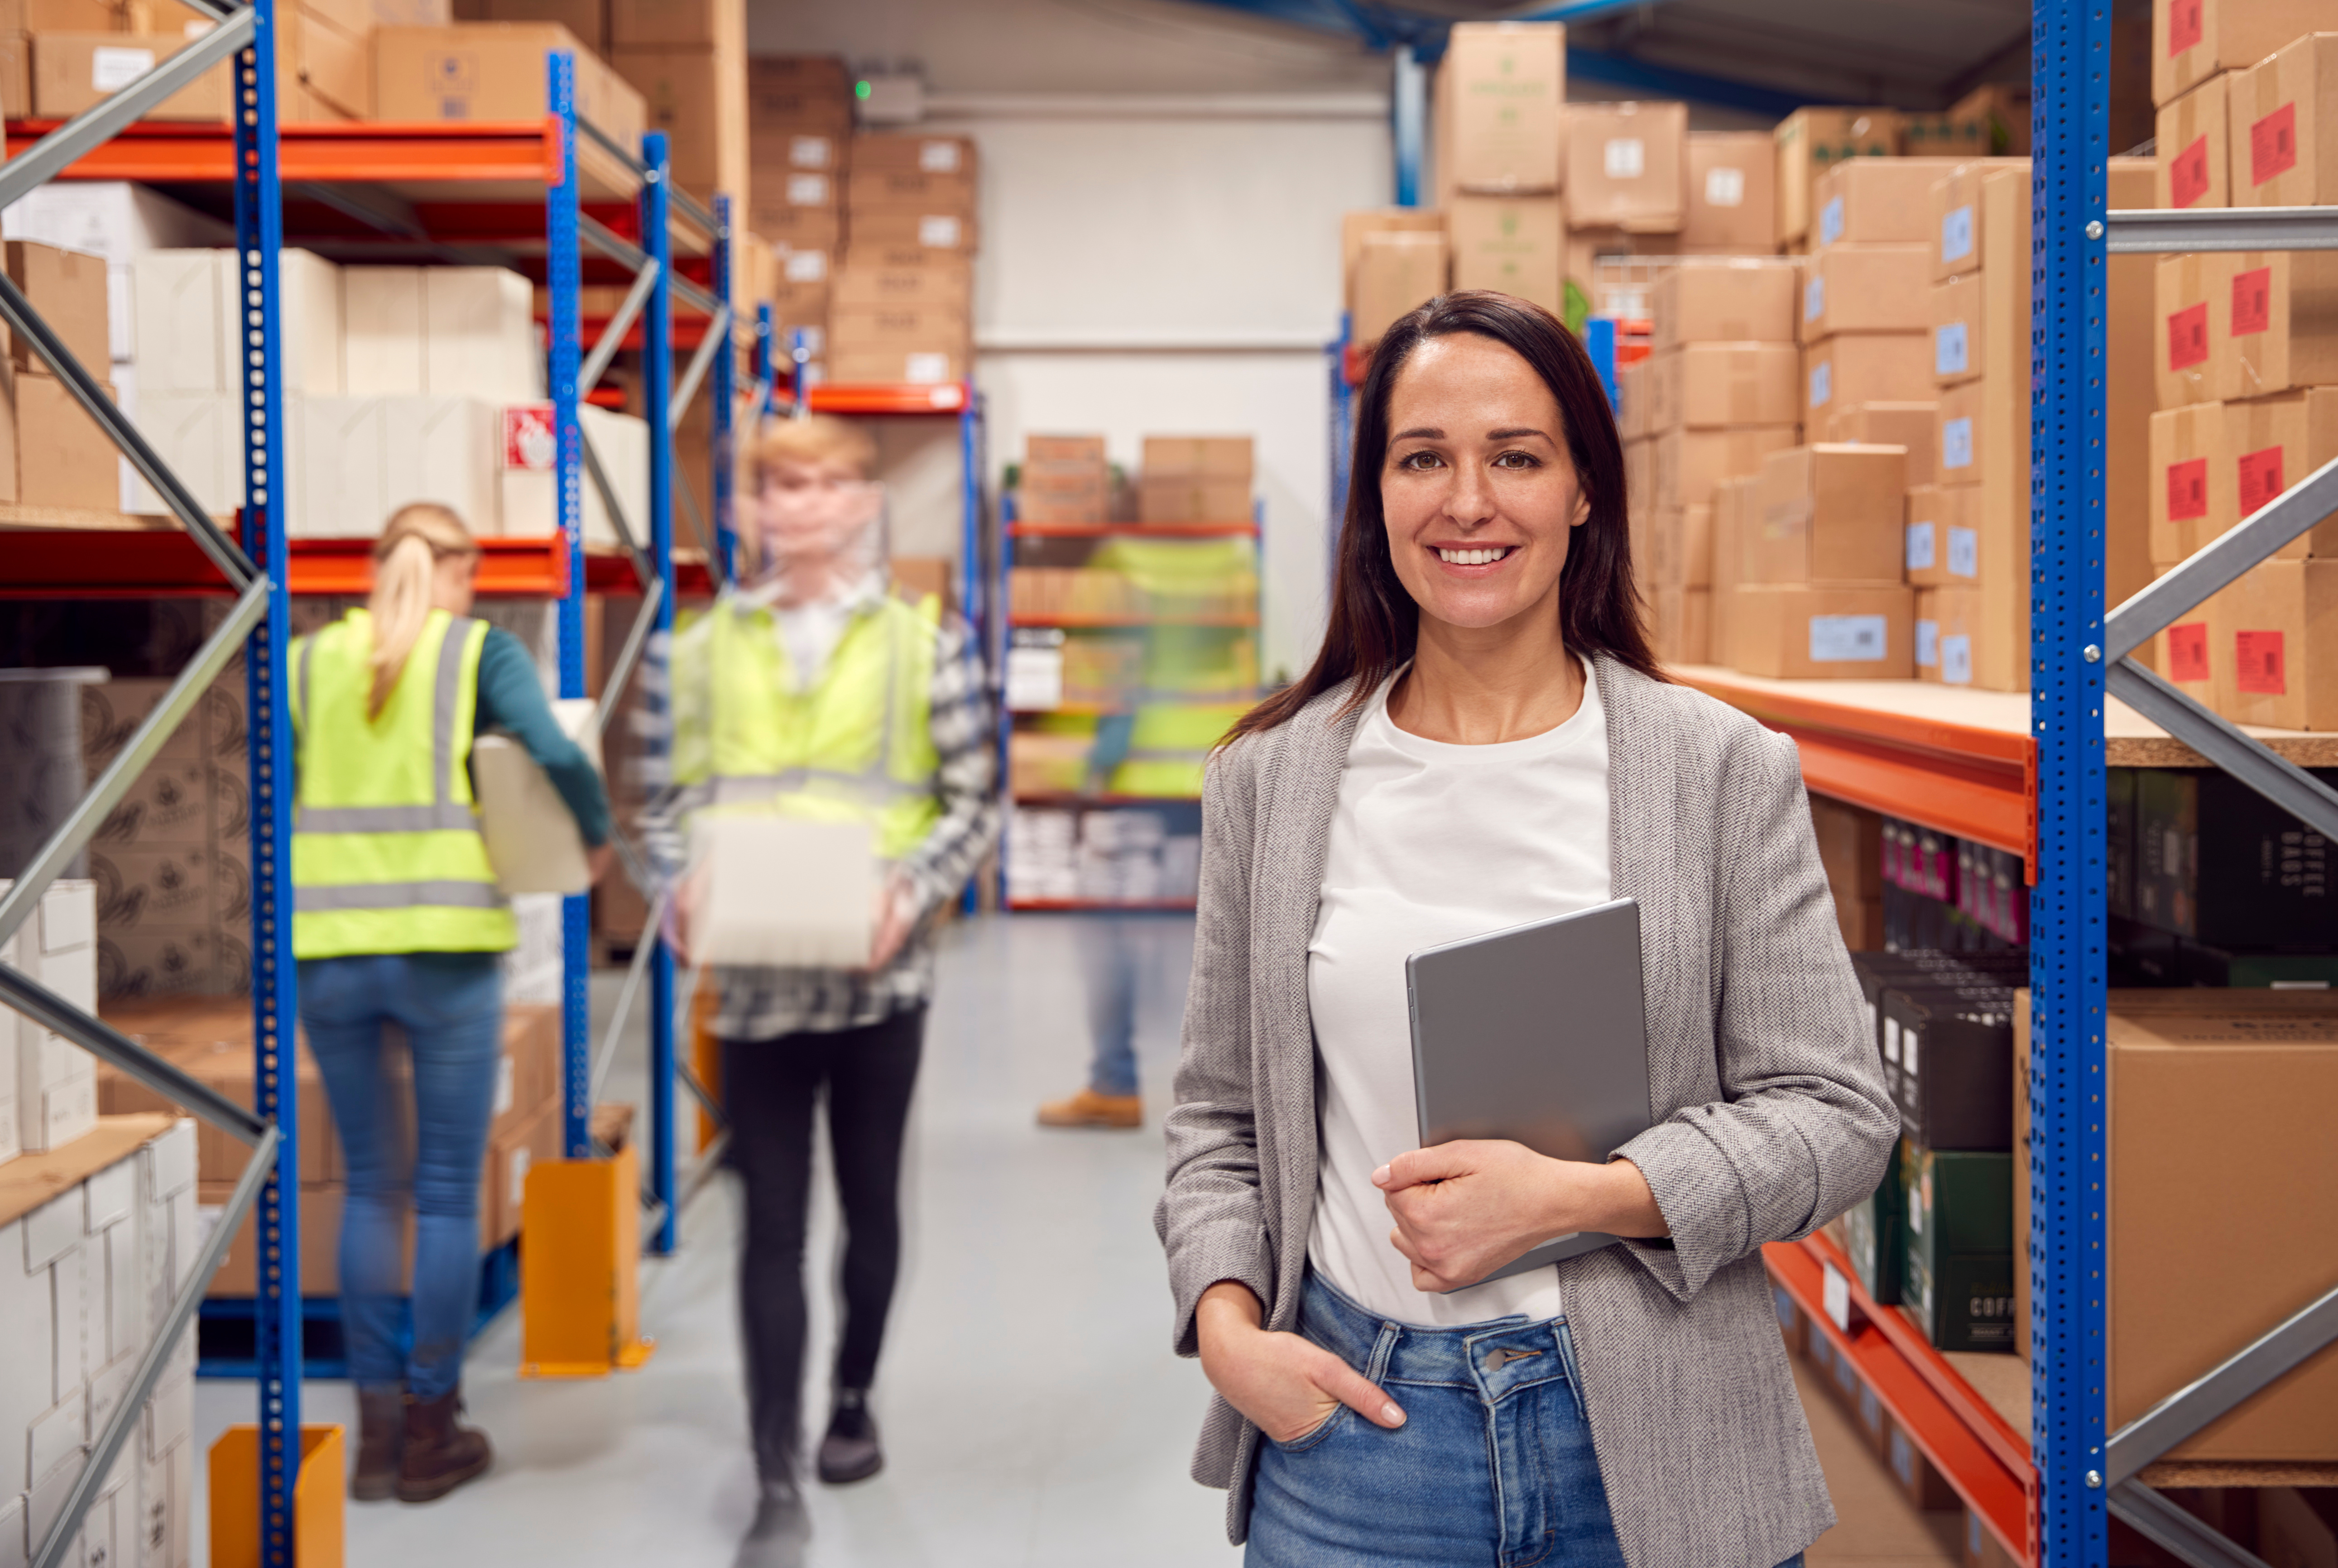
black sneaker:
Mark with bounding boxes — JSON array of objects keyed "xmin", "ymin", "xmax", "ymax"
[
  {"xmin": 816, "ymin": 1390, "xmax": 883, "ymax": 1485},
  {"xmin": 733, "ymin": 1477, "xmax": 809, "ymax": 1568}
]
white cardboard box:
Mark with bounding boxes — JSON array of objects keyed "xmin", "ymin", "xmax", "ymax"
[
  {"xmin": 123, "ymin": 391, "xmax": 240, "ymax": 516},
  {"xmin": 424, "ymin": 268, "xmax": 535, "ymax": 401},
  {"xmin": 498, "ymin": 403, "xmax": 649, "ymax": 547},
  {"xmin": 291, "ymin": 393, "xmax": 500, "ymax": 538},
  {"xmin": 341, "ymin": 266, "xmax": 424, "ymax": 395},
  {"xmin": 2, "ymin": 182, "xmax": 231, "ymax": 363},
  {"xmin": 0, "ymin": 1223, "xmax": 55, "ymax": 1488},
  {"xmin": 130, "ymin": 249, "xmax": 342, "ymax": 396}
]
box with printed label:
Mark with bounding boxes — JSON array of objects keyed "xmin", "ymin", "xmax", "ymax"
[
  {"xmin": 1802, "ymin": 334, "xmax": 1932, "ymax": 422},
  {"xmin": 844, "ymin": 166, "xmax": 975, "ymax": 217},
  {"xmin": 1646, "ymin": 343, "xmax": 1799, "ymax": 432},
  {"xmin": 2229, "ymin": 34, "xmax": 2338, "ymax": 209},
  {"xmin": 2152, "ymin": 577, "xmax": 2239, "ymax": 716},
  {"xmin": 2222, "ymin": 559, "xmax": 2338, "ymax": 730},
  {"xmin": 1646, "ymin": 503, "xmax": 1712, "ymax": 591},
  {"xmin": 848, "ymin": 208, "xmax": 977, "ymax": 254},
  {"xmin": 1772, "ymin": 108, "xmax": 1900, "ymax": 247},
  {"xmin": 1652, "ymin": 425, "xmax": 1798, "ymax": 515},
  {"xmin": 2154, "ymin": 393, "xmax": 2338, "ymax": 563},
  {"xmin": 1905, "ymin": 483, "xmax": 1977, "ymax": 588},
  {"xmin": 1563, "ymin": 101, "xmax": 1685, "ymax": 231},
  {"xmin": 1927, "ymin": 158, "xmax": 2028, "ymax": 283},
  {"xmin": 1899, "ymin": 1146, "xmax": 2015, "ymax": 1352},
  {"xmin": 16, "ymin": 369, "xmax": 118, "ymax": 510},
  {"xmin": 1436, "ymin": 21, "xmax": 1565, "ymax": 197},
  {"xmin": 2155, "ymin": 251, "xmax": 2223, "ymax": 409},
  {"xmin": 2154, "ymin": 0, "xmax": 2333, "ymax": 106},
  {"xmin": 1929, "ymin": 273, "xmax": 1983, "ymax": 386},
  {"xmin": 1650, "ymin": 259, "xmax": 1799, "ymax": 350},
  {"xmin": 2214, "ymin": 249, "xmax": 2338, "ymax": 402},
  {"xmin": 830, "ymin": 259, "xmax": 970, "ymax": 313},
  {"xmin": 1729, "ymin": 583, "xmax": 1913, "ymax": 679},
  {"xmin": 1650, "ymin": 586, "xmax": 1710, "ymax": 667},
  {"xmin": 32, "ymin": 34, "xmax": 231, "ymax": 120},
  {"xmin": 850, "ymin": 133, "xmax": 976, "ymax": 178},
  {"xmin": 829, "ymin": 302, "xmax": 969, "ymax": 352},
  {"xmin": 1445, "ymin": 195, "xmax": 1562, "ymax": 316},
  {"xmin": 292, "ymin": 394, "xmax": 499, "ymax": 538},
  {"xmin": 744, "ymin": 54, "xmax": 851, "ymax": 132},
  {"xmin": 1811, "ymin": 158, "xmax": 1967, "ymax": 248},
  {"xmin": 1349, "ymin": 232, "xmax": 1447, "ymax": 349},
  {"xmin": 1681, "ymin": 132, "xmax": 1774, "ymax": 251},
  {"xmin": 826, "ymin": 345, "xmax": 965, "ymax": 386},
  {"xmin": 1797, "ymin": 244, "xmax": 1932, "ymax": 343},
  {"xmin": 374, "ymin": 26, "xmax": 646, "ymax": 187},
  {"xmin": 2156, "ymin": 72, "xmax": 2229, "ymax": 210}
]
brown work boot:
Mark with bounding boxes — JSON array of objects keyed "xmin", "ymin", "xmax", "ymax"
[
  {"xmin": 1036, "ymin": 1088, "xmax": 1142, "ymax": 1129},
  {"xmin": 396, "ymin": 1387, "xmax": 492, "ymax": 1503},
  {"xmin": 352, "ymin": 1387, "xmax": 404, "ymax": 1501}
]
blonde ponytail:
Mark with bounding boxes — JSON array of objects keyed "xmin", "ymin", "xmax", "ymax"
[{"xmin": 366, "ymin": 503, "xmax": 477, "ymax": 718}]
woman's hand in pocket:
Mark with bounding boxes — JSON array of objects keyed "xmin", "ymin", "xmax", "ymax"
[{"xmin": 1194, "ymin": 1281, "xmax": 1405, "ymax": 1443}]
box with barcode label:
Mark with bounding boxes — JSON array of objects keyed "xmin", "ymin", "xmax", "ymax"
[
  {"xmin": 2211, "ymin": 249, "xmax": 2338, "ymax": 403},
  {"xmin": 30, "ymin": 34, "xmax": 231, "ymax": 120},
  {"xmin": 1797, "ymin": 244, "xmax": 1931, "ymax": 345},
  {"xmin": 1802, "ymin": 332, "xmax": 1932, "ymax": 422},
  {"xmin": 1563, "ymin": 101, "xmax": 1685, "ymax": 232},
  {"xmin": 1929, "ymin": 273, "xmax": 1983, "ymax": 386},
  {"xmin": 2228, "ymin": 34, "xmax": 2338, "ymax": 211},
  {"xmin": 2223, "ymin": 559, "xmax": 2338, "ymax": 731},
  {"xmin": 2155, "ymin": 72, "xmax": 2230, "ymax": 211},
  {"xmin": 1728, "ymin": 583, "xmax": 1911, "ymax": 679},
  {"xmin": 1812, "ymin": 158, "xmax": 1967, "ymax": 250}
]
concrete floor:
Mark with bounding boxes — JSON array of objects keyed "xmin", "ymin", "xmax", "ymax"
[{"xmin": 192, "ymin": 912, "xmax": 1961, "ymax": 1567}]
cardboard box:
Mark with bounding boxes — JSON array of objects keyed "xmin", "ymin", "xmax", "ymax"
[
  {"xmin": 2223, "ymin": 558, "xmax": 2338, "ymax": 729},
  {"xmin": 1710, "ymin": 474, "xmax": 1752, "ymax": 662},
  {"xmin": 373, "ymin": 25, "xmax": 646, "ymax": 182},
  {"xmin": 829, "ymin": 302, "xmax": 969, "ymax": 351},
  {"xmin": 2108, "ymin": 991, "xmax": 2338, "ymax": 1458},
  {"xmin": 1137, "ymin": 475, "xmax": 1249, "ymax": 524},
  {"xmin": 1349, "ymin": 231, "xmax": 1446, "ymax": 348},
  {"xmin": 1681, "ymin": 131, "xmax": 1775, "ymax": 251},
  {"xmin": 1650, "ymin": 585, "xmax": 1710, "ymax": 666},
  {"xmin": 2229, "ymin": 33, "xmax": 2338, "ymax": 208},
  {"xmin": 1341, "ymin": 207, "xmax": 1443, "ymax": 290},
  {"xmin": 1928, "ymin": 158, "xmax": 2030, "ymax": 282},
  {"xmin": 1828, "ymin": 400, "xmax": 1939, "ymax": 485},
  {"xmin": 1809, "ymin": 794, "xmax": 1884, "ymax": 951},
  {"xmin": 1746, "ymin": 442, "xmax": 1906, "ymax": 585},
  {"xmin": 744, "ymin": 53, "xmax": 850, "ymax": 132},
  {"xmin": 1645, "ymin": 343, "xmax": 1798, "ymax": 432},
  {"xmin": 845, "ymin": 166, "xmax": 975, "ymax": 216},
  {"xmin": 1798, "ymin": 244, "xmax": 1933, "ymax": 343},
  {"xmin": 2154, "ymin": 0, "xmax": 2335, "ymax": 107},
  {"xmin": 286, "ymin": 1, "xmax": 372, "ymax": 117},
  {"xmin": 424, "ymin": 265, "xmax": 534, "ymax": 401},
  {"xmin": 5, "ymin": 239, "xmax": 106, "ymax": 375},
  {"xmin": 291, "ymin": 393, "xmax": 500, "ymax": 538},
  {"xmin": 1438, "ymin": 21, "xmax": 1565, "ymax": 196},
  {"xmin": 452, "ymin": 0, "xmax": 604, "ymax": 49},
  {"xmin": 830, "ymin": 258, "xmax": 970, "ymax": 312},
  {"xmin": 826, "ymin": 345, "xmax": 964, "ymax": 385},
  {"xmin": 748, "ymin": 127, "xmax": 842, "ymax": 176},
  {"xmin": 1653, "ymin": 424, "xmax": 1798, "ymax": 514},
  {"xmin": 1564, "ymin": 101, "xmax": 1686, "ymax": 232},
  {"xmin": 609, "ymin": 0, "xmax": 741, "ymax": 49},
  {"xmin": 1813, "ymin": 158, "xmax": 1968, "ymax": 247},
  {"xmin": 609, "ymin": 45, "xmax": 747, "ymax": 201},
  {"xmin": 341, "ymin": 264, "xmax": 423, "ymax": 395},
  {"xmin": 850, "ymin": 133, "xmax": 975, "ymax": 178},
  {"xmin": 1143, "ymin": 436, "xmax": 1251, "ymax": 478},
  {"xmin": 2157, "ymin": 71, "xmax": 2230, "ymax": 210},
  {"xmin": 1774, "ymin": 108, "xmax": 1900, "ymax": 246},
  {"xmin": 2155, "ymin": 250, "xmax": 2222, "ymax": 409},
  {"xmin": 482, "ymin": 1097, "xmax": 558, "ymax": 1246},
  {"xmin": 1026, "ymin": 434, "xmax": 1105, "ymax": 465},
  {"xmin": 1624, "ymin": 436, "xmax": 1651, "ymax": 532},
  {"xmin": 2153, "ymin": 577, "xmax": 2238, "ymax": 715},
  {"xmin": 1616, "ymin": 360, "xmax": 1649, "ymax": 442},
  {"xmin": 1446, "ymin": 194, "xmax": 1562, "ymax": 316},
  {"xmin": 1906, "ymin": 483, "xmax": 1971, "ymax": 586},
  {"xmin": 1929, "ymin": 273, "xmax": 1984, "ymax": 386},
  {"xmin": 2217, "ymin": 250, "xmax": 2338, "ymax": 401},
  {"xmin": 202, "ymin": 1182, "xmax": 351, "ymax": 1297},
  {"xmin": 1804, "ymin": 333, "xmax": 1933, "ymax": 422},
  {"xmin": 2154, "ymin": 393, "xmax": 2338, "ymax": 562},
  {"xmin": 1645, "ymin": 502, "xmax": 1712, "ymax": 590},
  {"xmin": 16, "ymin": 369, "xmax": 117, "ymax": 510},
  {"xmin": 32, "ymin": 34, "xmax": 230, "ymax": 120},
  {"xmin": 848, "ymin": 209, "xmax": 976, "ymax": 254},
  {"xmin": 128, "ymin": 247, "xmax": 341, "ymax": 399},
  {"xmin": 1650, "ymin": 258, "xmax": 1800, "ymax": 350},
  {"xmin": 1730, "ymin": 582, "xmax": 1914, "ymax": 678}
]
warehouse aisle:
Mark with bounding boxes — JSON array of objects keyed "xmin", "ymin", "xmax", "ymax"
[{"xmin": 195, "ymin": 914, "xmax": 1233, "ymax": 1566}]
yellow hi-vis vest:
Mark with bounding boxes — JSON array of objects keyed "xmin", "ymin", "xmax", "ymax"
[
  {"xmin": 289, "ymin": 607, "xmax": 517, "ymax": 959},
  {"xmin": 672, "ymin": 591, "xmax": 944, "ymax": 861}
]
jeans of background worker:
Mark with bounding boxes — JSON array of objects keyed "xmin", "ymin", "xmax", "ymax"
[
  {"xmin": 1248, "ymin": 1273, "xmax": 1811, "ymax": 1568},
  {"xmin": 723, "ymin": 1005, "xmax": 926, "ymax": 1480},
  {"xmin": 300, "ymin": 951, "xmax": 505, "ymax": 1401},
  {"xmin": 1076, "ymin": 916, "xmax": 1143, "ymax": 1098}
]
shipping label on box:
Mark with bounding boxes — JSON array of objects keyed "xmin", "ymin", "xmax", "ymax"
[
  {"xmin": 2226, "ymin": 31, "xmax": 2338, "ymax": 208},
  {"xmin": 1564, "ymin": 101, "xmax": 1686, "ymax": 231},
  {"xmin": 847, "ymin": 209, "xmax": 975, "ymax": 253},
  {"xmin": 32, "ymin": 34, "xmax": 232, "ymax": 121},
  {"xmin": 1905, "ymin": 482, "xmax": 1982, "ymax": 588},
  {"xmin": 1803, "ymin": 333, "xmax": 1933, "ymax": 421},
  {"xmin": 1930, "ymin": 273, "xmax": 1983, "ymax": 385},
  {"xmin": 1813, "ymin": 158, "xmax": 1968, "ymax": 248},
  {"xmin": 2215, "ymin": 249, "xmax": 2338, "ymax": 402},
  {"xmin": 1773, "ymin": 108, "xmax": 1899, "ymax": 246},
  {"xmin": 1439, "ymin": 21, "xmax": 1565, "ymax": 196},
  {"xmin": 2156, "ymin": 72, "xmax": 2229, "ymax": 211},
  {"xmin": 1681, "ymin": 131, "xmax": 1775, "ymax": 252},
  {"xmin": 850, "ymin": 133, "xmax": 976, "ymax": 177},
  {"xmin": 1729, "ymin": 582, "xmax": 1914, "ymax": 679}
]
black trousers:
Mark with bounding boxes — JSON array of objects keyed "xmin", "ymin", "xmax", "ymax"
[{"xmin": 722, "ymin": 1006, "xmax": 925, "ymax": 1481}]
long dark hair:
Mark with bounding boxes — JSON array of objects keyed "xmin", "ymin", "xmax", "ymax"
[{"xmin": 1229, "ymin": 290, "xmax": 1658, "ymax": 743}]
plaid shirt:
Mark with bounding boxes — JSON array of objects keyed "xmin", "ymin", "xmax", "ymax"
[{"xmin": 635, "ymin": 583, "xmax": 999, "ymax": 1040}]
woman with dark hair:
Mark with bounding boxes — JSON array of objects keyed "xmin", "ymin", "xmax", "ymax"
[{"xmin": 1155, "ymin": 291, "xmax": 1895, "ymax": 1568}]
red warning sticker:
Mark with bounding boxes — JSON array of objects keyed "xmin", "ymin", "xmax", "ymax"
[{"xmin": 2236, "ymin": 629, "xmax": 2286, "ymax": 695}]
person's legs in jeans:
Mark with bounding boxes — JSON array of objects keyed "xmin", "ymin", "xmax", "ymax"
[
  {"xmin": 1078, "ymin": 918, "xmax": 1139, "ymax": 1098},
  {"xmin": 823, "ymin": 1006, "xmax": 925, "ymax": 1394},
  {"xmin": 384, "ymin": 952, "xmax": 504, "ymax": 1400},
  {"xmin": 722, "ymin": 1030, "xmax": 829, "ymax": 1482},
  {"xmin": 302, "ymin": 954, "xmax": 415, "ymax": 1395}
]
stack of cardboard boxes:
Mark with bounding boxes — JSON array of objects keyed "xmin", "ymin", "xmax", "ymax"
[
  {"xmin": 750, "ymin": 55, "xmax": 854, "ymax": 377},
  {"xmin": 0, "ymin": 880, "xmax": 101, "ymax": 1159},
  {"xmin": 1771, "ymin": 108, "xmax": 1901, "ymax": 254},
  {"xmin": 0, "ymin": 240, "xmax": 128, "ymax": 512},
  {"xmin": 1138, "ymin": 436, "xmax": 1252, "ymax": 525},
  {"xmin": 0, "ymin": 1117, "xmax": 201, "ymax": 1568},
  {"xmin": 1342, "ymin": 209, "xmax": 1446, "ymax": 352},
  {"xmin": 830, "ymin": 134, "xmax": 978, "ymax": 386},
  {"xmin": 607, "ymin": 0, "xmax": 745, "ymax": 211},
  {"xmin": 1798, "ymin": 159, "xmax": 1949, "ymax": 446},
  {"xmin": 2151, "ymin": 23, "xmax": 2338, "ymax": 730},
  {"xmin": 1636, "ymin": 261, "xmax": 1801, "ymax": 664},
  {"xmin": 1438, "ymin": 21, "xmax": 1566, "ymax": 318},
  {"xmin": 1016, "ymin": 433, "xmax": 1109, "ymax": 526},
  {"xmin": 96, "ymin": 996, "xmax": 563, "ymax": 1293}
]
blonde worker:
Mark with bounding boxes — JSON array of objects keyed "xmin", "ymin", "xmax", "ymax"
[{"xmin": 639, "ymin": 414, "xmax": 998, "ymax": 1568}]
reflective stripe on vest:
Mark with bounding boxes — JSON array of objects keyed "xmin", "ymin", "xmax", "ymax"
[
  {"xmin": 675, "ymin": 591, "xmax": 944, "ymax": 862},
  {"xmin": 290, "ymin": 608, "xmax": 517, "ymax": 958}
]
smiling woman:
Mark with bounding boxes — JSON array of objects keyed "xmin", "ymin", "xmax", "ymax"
[{"xmin": 1157, "ymin": 289, "xmax": 1897, "ymax": 1568}]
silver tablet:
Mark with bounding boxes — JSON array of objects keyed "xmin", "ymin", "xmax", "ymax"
[{"xmin": 1405, "ymin": 897, "xmax": 1653, "ymax": 1290}]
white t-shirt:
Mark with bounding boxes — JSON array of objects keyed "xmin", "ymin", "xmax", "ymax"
[{"xmin": 1306, "ymin": 661, "xmax": 1612, "ymax": 1326}]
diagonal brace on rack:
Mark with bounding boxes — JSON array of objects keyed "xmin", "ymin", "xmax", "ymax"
[
  {"xmin": 581, "ymin": 258, "xmax": 660, "ymax": 397},
  {"xmin": 0, "ymin": 274, "xmax": 254, "ymax": 590},
  {"xmin": 2105, "ymin": 1281, "xmax": 2338, "ymax": 1489},
  {"xmin": 0, "ymin": 580, "xmax": 267, "ymax": 950},
  {"xmin": 2108, "ymin": 662, "xmax": 2338, "ymax": 843},
  {"xmin": 2108, "ymin": 1482, "xmax": 2275, "ymax": 1568}
]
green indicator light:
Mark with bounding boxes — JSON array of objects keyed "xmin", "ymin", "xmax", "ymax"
[{"xmin": 855, "ymin": 79, "xmax": 871, "ymax": 99}]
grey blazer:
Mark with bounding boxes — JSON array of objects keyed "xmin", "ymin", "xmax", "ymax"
[{"xmin": 1154, "ymin": 654, "xmax": 1898, "ymax": 1568}]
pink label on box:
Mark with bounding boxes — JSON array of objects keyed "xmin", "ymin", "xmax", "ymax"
[
  {"xmin": 2170, "ymin": 135, "xmax": 2211, "ymax": 208},
  {"xmin": 2168, "ymin": 302, "xmax": 2209, "ymax": 369},
  {"xmin": 2167, "ymin": 456, "xmax": 2209, "ymax": 520},
  {"xmin": 2236, "ymin": 629, "xmax": 2286, "ymax": 695},
  {"xmin": 2251, "ymin": 103, "xmax": 2299, "ymax": 187},
  {"xmin": 2231, "ymin": 266, "xmax": 2272, "ymax": 337},
  {"xmin": 2168, "ymin": 621, "xmax": 2209, "ymax": 683},
  {"xmin": 2238, "ymin": 445, "xmax": 2286, "ymax": 515}
]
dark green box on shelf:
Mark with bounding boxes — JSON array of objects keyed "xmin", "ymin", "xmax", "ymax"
[
  {"xmin": 1900, "ymin": 1145, "xmax": 2017, "ymax": 1352},
  {"xmin": 1842, "ymin": 1138, "xmax": 1907, "ymax": 1304}
]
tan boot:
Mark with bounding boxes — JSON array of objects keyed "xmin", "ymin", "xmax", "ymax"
[{"xmin": 1036, "ymin": 1088, "xmax": 1142, "ymax": 1128}]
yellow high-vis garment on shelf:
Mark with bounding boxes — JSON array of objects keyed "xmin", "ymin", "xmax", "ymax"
[
  {"xmin": 290, "ymin": 607, "xmax": 517, "ymax": 958},
  {"xmin": 672, "ymin": 592, "xmax": 944, "ymax": 860}
]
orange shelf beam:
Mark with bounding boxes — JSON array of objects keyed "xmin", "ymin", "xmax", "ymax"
[
  {"xmin": 807, "ymin": 383, "xmax": 970, "ymax": 415},
  {"xmin": 6, "ymin": 118, "xmax": 560, "ymax": 186},
  {"xmin": 0, "ymin": 528, "xmax": 569, "ymax": 597},
  {"xmin": 584, "ymin": 547, "xmax": 715, "ymax": 597},
  {"xmin": 1765, "ymin": 1237, "xmax": 2035, "ymax": 1566}
]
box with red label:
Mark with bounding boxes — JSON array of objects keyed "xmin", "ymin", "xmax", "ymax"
[
  {"xmin": 2149, "ymin": 401, "xmax": 2228, "ymax": 562},
  {"xmin": 2152, "ymin": 0, "xmax": 2335, "ymax": 107},
  {"xmin": 2224, "ymin": 559, "xmax": 2338, "ymax": 729},
  {"xmin": 2228, "ymin": 34, "xmax": 2338, "ymax": 210},
  {"xmin": 2156, "ymin": 72, "xmax": 2229, "ymax": 210},
  {"xmin": 2222, "ymin": 389, "xmax": 2338, "ymax": 558},
  {"xmin": 2154, "ymin": 252, "xmax": 2222, "ymax": 410},
  {"xmin": 2215, "ymin": 250, "xmax": 2338, "ymax": 401},
  {"xmin": 2153, "ymin": 574, "xmax": 2241, "ymax": 715}
]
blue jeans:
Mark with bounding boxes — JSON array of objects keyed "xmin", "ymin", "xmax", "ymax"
[
  {"xmin": 1077, "ymin": 916, "xmax": 1142, "ymax": 1097},
  {"xmin": 299, "ymin": 952, "xmax": 504, "ymax": 1401},
  {"xmin": 1248, "ymin": 1274, "xmax": 1809, "ymax": 1568}
]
